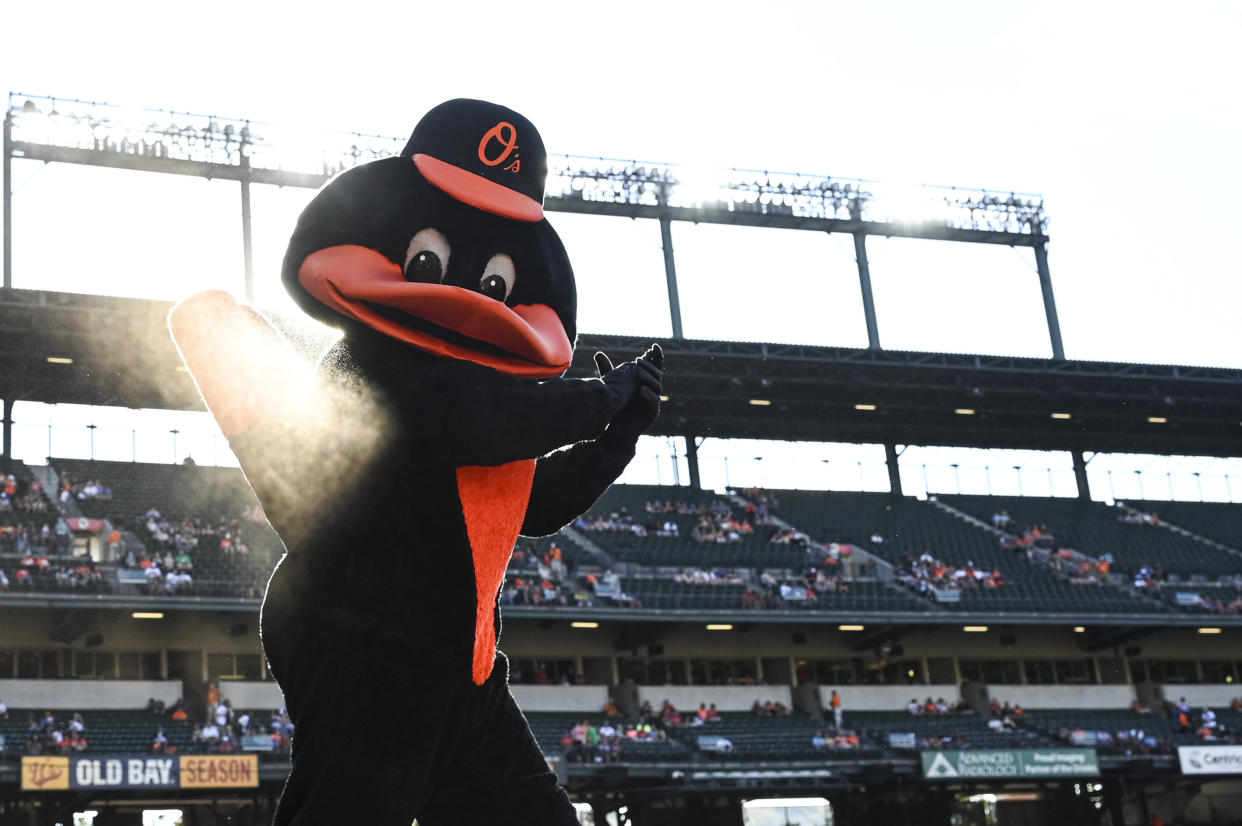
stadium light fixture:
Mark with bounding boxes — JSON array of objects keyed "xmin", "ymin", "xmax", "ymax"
[
  {"xmin": 1051, "ymin": 412, "xmax": 1072, "ymax": 420},
  {"xmin": 963, "ymin": 625, "xmax": 989, "ymax": 632},
  {"xmin": 749, "ymin": 399, "xmax": 772, "ymax": 406},
  {"xmin": 1147, "ymin": 416, "xmax": 1168, "ymax": 424},
  {"xmin": 955, "ymin": 408, "xmax": 976, "ymax": 416},
  {"xmin": 571, "ymin": 621, "xmax": 599, "ymax": 629},
  {"xmin": 854, "ymin": 404, "xmax": 877, "ymax": 411},
  {"xmin": 659, "ymin": 395, "xmax": 669, "ymax": 402},
  {"xmin": 1073, "ymin": 626, "xmax": 1086, "ymax": 633},
  {"xmin": 838, "ymin": 624, "xmax": 865, "ymax": 631},
  {"xmin": 1198, "ymin": 627, "xmax": 1222, "ymax": 634},
  {"xmin": 46, "ymin": 356, "xmax": 74, "ymax": 364},
  {"xmin": 706, "ymin": 624, "xmax": 734, "ymax": 631},
  {"xmin": 132, "ymin": 612, "xmax": 165, "ymax": 620}
]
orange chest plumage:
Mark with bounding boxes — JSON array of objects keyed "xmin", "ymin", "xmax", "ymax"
[{"xmin": 456, "ymin": 459, "xmax": 536, "ymax": 685}]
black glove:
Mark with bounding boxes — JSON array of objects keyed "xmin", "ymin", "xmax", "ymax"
[{"xmin": 595, "ymin": 344, "xmax": 663, "ymax": 452}]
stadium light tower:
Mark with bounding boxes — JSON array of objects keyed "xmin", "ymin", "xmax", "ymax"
[{"xmin": 3, "ymin": 93, "xmax": 1063, "ymax": 359}]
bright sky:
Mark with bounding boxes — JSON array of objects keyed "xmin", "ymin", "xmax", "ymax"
[{"xmin": 3, "ymin": 1, "xmax": 1241, "ymax": 497}]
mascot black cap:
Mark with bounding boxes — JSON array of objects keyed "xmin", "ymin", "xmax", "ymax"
[
  {"xmin": 282, "ymin": 98, "xmax": 576, "ymax": 378},
  {"xmin": 401, "ymin": 99, "xmax": 548, "ymax": 222}
]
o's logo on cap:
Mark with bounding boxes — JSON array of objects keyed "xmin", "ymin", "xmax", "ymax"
[{"xmin": 478, "ymin": 121, "xmax": 520, "ymax": 171}]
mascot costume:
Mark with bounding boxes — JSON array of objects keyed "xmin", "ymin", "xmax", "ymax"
[{"xmin": 169, "ymin": 99, "xmax": 663, "ymax": 825}]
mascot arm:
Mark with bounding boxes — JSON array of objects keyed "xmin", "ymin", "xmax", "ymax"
[
  {"xmin": 168, "ymin": 290, "xmax": 339, "ymax": 544},
  {"xmin": 520, "ymin": 440, "xmax": 634, "ymax": 537},
  {"xmin": 399, "ymin": 369, "xmax": 618, "ymax": 468},
  {"xmin": 521, "ymin": 347, "xmax": 663, "ymax": 536}
]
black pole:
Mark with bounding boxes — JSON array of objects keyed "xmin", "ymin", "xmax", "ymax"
[
  {"xmin": 885, "ymin": 442, "xmax": 903, "ymax": 497},
  {"xmin": 685, "ymin": 436, "xmax": 702, "ymax": 490},
  {"xmin": 853, "ymin": 232, "xmax": 880, "ymax": 349},
  {"xmin": 658, "ymin": 216, "xmax": 684, "ymax": 338},
  {"xmin": 1073, "ymin": 451, "xmax": 1091, "ymax": 501},
  {"xmin": 1034, "ymin": 241, "xmax": 1065, "ymax": 360},
  {"xmin": 1, "ymin": 397, "xmax": 11, "ymax": 458},
  {"xmin": 3, "ymin": 109, "xmax": 12, "ymax": 290},
  {"xmin": 240, "ymin": 150, "xmax": 254, "ymax": 304}
]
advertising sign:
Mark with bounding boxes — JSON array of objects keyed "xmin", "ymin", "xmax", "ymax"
[
  {"xmin": 180, "ymin": 755, "xmax": 259, "ymax": 788},
  {"xmin": 21, "ymin": 754, "xmax": 260, "ymax": 790},
  {"xmin": 21, "ymin": 757, "xmax": 70, "ymax": 791},
  {"xmin": 921, "ymin": 749, "xmax": 1099, "ymax": 779},
  {"xmin": 1179, "ymin": 745, "xmax": 1242, "ymax": 775}
]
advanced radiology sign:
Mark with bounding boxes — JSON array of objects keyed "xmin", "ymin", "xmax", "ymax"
[{"xmin": 921, "ymin": 749, "xmax": 1099, "ymax": 780}]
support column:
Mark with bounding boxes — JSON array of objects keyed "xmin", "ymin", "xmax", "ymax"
[
  {"xmin": 684, "ymin": 436, "xmax": 702, "ymax": 490},
  {"xmin": 3, "ymin": 111, "xmax": 12, "ymax": 290},
  {"xmin": 884, "ymin": 442, "xmax": 903, "ymax": 497},
  {"xmin": 658, "ymin": 216, "xmax": 684, "ymax": 338},
  {"xmin": 2, "ymin": 397, "xmax": 12, "ymax": 458},
  {"xmin": 240, "ymin": 154, "xmax": 255, "ymax": 304},
  {"xmin": 1034, "ymin": 241, "xmax": 1065, "ymax": 360},
  {"xmin": 853, "ymin": 232, "xmax": 880, "ymax": 349},
  {"xmin": 1073, "ymin": 451, "xmax": 1092, "ymax": 501}
]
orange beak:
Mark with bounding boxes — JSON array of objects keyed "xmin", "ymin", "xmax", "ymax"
[{"xmin": 298, "ymin": 245, "xmax": 572, "ymax": 378}]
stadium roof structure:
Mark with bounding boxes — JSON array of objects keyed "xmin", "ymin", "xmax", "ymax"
[
  {"xmin": 4, "ymin": 93, "xmax": 1242, "ymax": 461},
  {"xmin": 3, "ymin": 286, "xmax": 1242, "ymax": 461}
]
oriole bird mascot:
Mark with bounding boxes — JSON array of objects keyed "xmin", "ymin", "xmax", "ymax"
[{"xmin": 169, "ymin": 99, "xmax": 663, "ymax": 825}]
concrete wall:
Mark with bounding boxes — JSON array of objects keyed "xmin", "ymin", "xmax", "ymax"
[
  {"xmin": 509, "ymin": 685, "xmax": 609, "ymax": 713},
  {"xmin": 637, "ymin": 685, "xmax": 791, "ymax": 712},
  {"xmin": 218, "ymin": 680, "xmax": 284, "ymax": 710},
  {"xmin": 1160, "ymin": 685, "xmax": 1242, "ymax": 708},
  {"xmin": 819, "ymin": 685, "xmax": 959, "ymax": 712},
  {"xmin": 0, "ymin": 679, "xmax": 181, "ymax": 709},
  {"xmin": 985, "ymin": 684, "xmax": 1136, "ymax": 709}
]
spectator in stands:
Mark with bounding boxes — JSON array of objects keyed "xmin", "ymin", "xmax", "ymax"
[
  {"xmin": 598, "ymin": 721, "xmax": 621, "ymax": 762},
  {"xmin": 0, "ymin": 569, "xmax": 7, "ymax": 591},
  {"xmin": 811, "ymin": 730, "xmax": 828, "ymax": 752},
  {"xmin": 908, "ymin": 698, "xmax": 923, "ymax": 715},
  {"xmin": 831, "ymin": 690, "xmax": 843, "ymax": 730},
  {"xmin": 152, "ymin": 727, "xmax": 169, "ymax": 754},
  {"xmin": 0, "ymin": 696, "xmax": 6, "ymax": 719}
]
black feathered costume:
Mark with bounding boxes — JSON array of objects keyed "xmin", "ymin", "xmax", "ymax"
[{"xmin": 169, "ymin": 100, "xmax": 662, "ymax": 825}]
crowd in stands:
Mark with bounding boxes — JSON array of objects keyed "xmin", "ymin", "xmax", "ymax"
[
  {"xmin": 672, "ymin": 568, "xmax": 744, "ymax": 585},
  {"xmin": 21, "ymin": 710, "xmax": 90, "ymax": 755},
  {"xmin": 1, "ymin": 473, "xmax": 53, "ymax": 519},
  {"xmin": 0, "ymin": 553, "xmax": 105, "ymax": 593},
  {"xmin": 743, "ymin": 569, "xmax": 852, "ymax": 610},
  {"xmin": 574, "ymin": 498, "xmax": 768, "ymax": 546},
  {"xmin": 65, "ymin": 478, "xmax": 113, "ymax": 502},
  {"xmin": 1168, "ymin": 697, "xmax": 1242, "ymax": 745},
  {"xmin": 1118, "ymin": 509, "xmax": 1162, "ymax": 526},
  {"xmin": 910, "ymin": 697, "xmax": 977, "ymax": 716},
  {"xmin": 896, "ymin": 552, "xmax": 1006, "ymax": 596},
  {"xmin": 562, "ymin": 707, "xmax": 669, "ymax": 763}
]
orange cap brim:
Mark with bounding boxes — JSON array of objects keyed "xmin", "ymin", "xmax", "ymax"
[{"xmin": 413, "ymin": 154, "xmax": 543, "ymax": 222}]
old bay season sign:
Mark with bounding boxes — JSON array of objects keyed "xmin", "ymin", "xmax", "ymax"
[{"xmin": 22, "ymin": 755, "xmax": 259, "ymax": 791}]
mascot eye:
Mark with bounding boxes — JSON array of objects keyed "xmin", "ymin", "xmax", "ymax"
[
  {"xmin": 403, "ymin": 228, "xmax": 450, "ymax": 283},
  {"xmin": 478, "ymin": 254, "xmax": 516, "ymax": 302}
]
